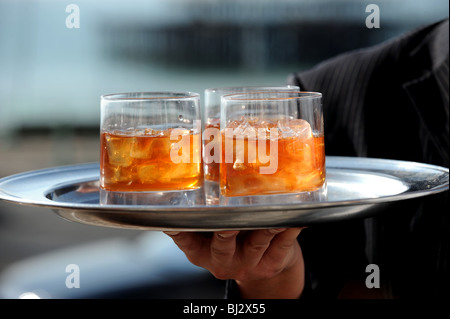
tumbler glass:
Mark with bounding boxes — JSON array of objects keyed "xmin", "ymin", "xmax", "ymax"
[
  {"xmin": 100, "ymin": 92, "xmax": 204, "ymax": 205},
  {"xmin": 219, "ymin": 91, "xmax": 327, "ymax": 205}
]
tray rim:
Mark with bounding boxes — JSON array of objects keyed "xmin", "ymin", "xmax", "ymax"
[{"xmin": 0, "ymin": 156, "xmax": 448, "ymax": 214}]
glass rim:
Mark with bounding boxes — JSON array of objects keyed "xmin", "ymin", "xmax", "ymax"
[
  {"xmin": 221, "ymin": 91, "xmax": 322, "ymax": 101},
  {"xmin": 205, "ymin": 85, "xmax": 299, "ymax": 94},
  {"xmin": 101, "ymin": 91, "xmax": 200, "ymax": 101}
]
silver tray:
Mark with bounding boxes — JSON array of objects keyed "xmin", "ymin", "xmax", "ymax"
[{"xmin": 0, "ymin": 156, "xmax": 447, "ymax": 231}]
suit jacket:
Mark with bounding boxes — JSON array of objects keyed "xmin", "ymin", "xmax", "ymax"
[{"xmin": 287, "ymin": 19, "xmax": 449, "ymax": 298}]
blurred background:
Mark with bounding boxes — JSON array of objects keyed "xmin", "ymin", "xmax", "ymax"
[{"xmin": 0, "ymin": 0, "xmax": 448, "ymax": 299}]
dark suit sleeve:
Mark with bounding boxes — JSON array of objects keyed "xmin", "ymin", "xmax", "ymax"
[{"xmin": 287, "ymin": 19, "xmax": 449, "ymax": 299}]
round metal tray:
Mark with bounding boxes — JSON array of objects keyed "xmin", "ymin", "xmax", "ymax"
[{"xmin": 0, "ymin": 156, "xmax": 447, "ymax": 231}]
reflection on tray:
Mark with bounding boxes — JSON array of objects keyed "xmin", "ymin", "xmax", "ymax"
[
  {"xmin": 45, "ymin": 169, "xmax": 411, "ymax": 207},
  {"xmin": 47, "ymin": 181, "xmax": 100, "ymax": 204}
]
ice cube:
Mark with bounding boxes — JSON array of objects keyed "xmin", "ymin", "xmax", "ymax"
[
  {"xmin": 151, "ymin": 138, "xmax": 171, "ymax": 158},
  {"xmin": 277, "ymin": 119, "xmax": 312, "ymax": 139},
  {"xmin": 106, "ymin": 135, "xmax": 133, "ymax": 167},
  {"xmin": 136, "ymin": 127, "xmax": 166, "ymax": 137},
  {"xmin": 233, "ymin": 159, "xmax": 247, "ymax": 171},
  {"xmin": 144, "ymin": 128, "xmax": 156, "ymax": 136},
  {"xmin": 130, "ymin": 137, "xmax": 153, "ymax": 159},
  {"xmin": 230, "ymin": 117, "xmax": 257, "ymax": 138},
  {"xmin": 257, "ymin": 175, "xmax": 289, "ymax": 193},
  {"xmin": 110, "ymin": 166, "xmax": 130, "ymax": 184},
  {"xmin": 284, "ymin": 137, "xmax": 313, "ymax": 163},
  {"xmin": 160, "ymin": 163, "xmax": 200, "ymax": 183},
  {"xmin": 137, "ymin": 165, "xmax": 159, "ymax": 184},
  {"xmin": 225, "ymin": 119, "xmax": 241, "ymax": 130}
]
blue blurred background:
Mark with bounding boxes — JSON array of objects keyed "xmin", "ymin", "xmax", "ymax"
[
  {"xmin": 1, "ymin": 0, "xmax": 448, "ymax": 132},
  {"xmin": 0, "ymin": 0, "xmax": 448, "ymax": 299}
]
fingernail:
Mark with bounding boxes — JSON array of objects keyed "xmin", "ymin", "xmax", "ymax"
[
  {"xmin": 269, "ymin": 228, "xmax": 286, "ymax": 234},
  {"xmin": 217, "ymin": 231, "xmax": 238, "ymax": 239},
  {"xmin": 164, "ymin": 231, "xmax": 181, "ymax": 236}
]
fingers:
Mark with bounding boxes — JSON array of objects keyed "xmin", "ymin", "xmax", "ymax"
[
  {"xmin": 164, "ymin": 230, "xmax": 241, "ymax": 275},
  {"xmin": 242, "ymin": 228, "xmax": 286, "ymax": 268},
  {"xmin": 165, "ymin": 228, "xmax": 304, "ymax": 281},
  {"xmin": 163, "ymin": 231, "xmax": 209, "ymax": 266},
  {"xmin": 163, "ymin": 231, "xmax": 200, "ymax": 251},
  {"xmin": 210, "ymin": 231, "xmax": 239, "ymax": 267},
  {"xmin": 261, "ymin": 227, "xmax": 303, "ymax": 272}
]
